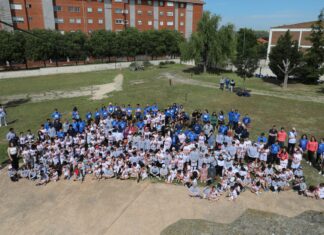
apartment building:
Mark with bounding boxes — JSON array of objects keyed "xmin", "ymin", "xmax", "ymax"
[{"xmin": 0, "ymin": 0, "xmax": 204, "ymax": 38}]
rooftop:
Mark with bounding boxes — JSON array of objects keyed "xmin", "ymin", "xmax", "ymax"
[{"xmin": 271, "ymin": 21, "xmax": 319, "ymax": 29}]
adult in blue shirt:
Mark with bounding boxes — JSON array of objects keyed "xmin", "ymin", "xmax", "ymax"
[
  {"xmin": 228, "ymin": 109, "xmax": 235, "ymax": 126},
  {"xmin": 94, "ymin": 109, "xmax": 100, "ymax": 124},
  {"xmin": 102, "ymin": 108, "xmax": 108, "ymax": 119},
  {"xmin": 71, "ymin": 119, "xmax": 79, "ymax": 133},
  {"xmin": 218, "ymin": 111, "xmax": 225, "ymax": 125},
  {"xmin": 317, "ymin": 138, "xmax": 324, "ymax": 171},
  {"xmin": 257, "ymin": 133, "xmax": 267, "ymax": 143},
  {"xmin": 136, "ymin": 119, "xmax": 145, "ymax": 130},
  {"xmin": 51, "ymin": 109, "xmax": 61, "ymax": 120},
  {"xmin": 72, "ymin": 107, "xmax": 80, "ymax": 120},
  {"xmin": 187, "ymin": 131, "xmax": 197, "ymax": 142},
  {"xmin": 233, "ymin": 110, "xmax": 240, "ymax": 128},
  {"xmin": 299, "ymin": 134, "xmax": 308, "ymax": 152},
  {"xmin": 126, "ymin": 105, "xmax": 133, "ymax": 120},
  {"xmin": 135, "ymin": 104, "xmax": 142, "ymax": 120},
  {"xmin": 118, "ymin": 120, "xmax": 127, "ymax": 132},
  {"xmin": 242, "ymin": 114, "xmax": 251, "ymax": 126},
  {"xmin": 218, "ymin": 124, "xmax": 228, "ymax": 135},
  {"xmin": 202, "ymin": 110, "xmax": 210, "ymax": 123},
  {"xmin": 192, "ymin": 122, "xmax": 202, "ymax": 135},
  {"xmin": 151, "ymin": 103, "xmax": 158, "ymax": 115},
  {"xmin": 269, "ymin": 141, "xmax": 280, "ymax": 164},
  {"xmin": 108, "ymin": 104, "xmax": 114, "ymax": 114},
  {"xmin": 44, "ymin": 119, "xmax": 52, "ymax": 131},
  {"xmin": 78, "ymin": 120, "xmax": 86, "ymax": 133}
]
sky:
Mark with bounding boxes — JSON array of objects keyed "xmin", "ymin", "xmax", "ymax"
[{"xmin": 204, "ymin": 0, "xmax": 323, "ymax": 31}]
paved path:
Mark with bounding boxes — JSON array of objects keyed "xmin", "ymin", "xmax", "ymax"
[
  {"xmin": 0, "ymin": 171, "xmax": 323, "ymax": 235},
  {"xmin": 159, "ymin": 72, "xmax": 324, "ymax": 104}
]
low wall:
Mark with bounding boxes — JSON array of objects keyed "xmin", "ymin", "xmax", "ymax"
[{"xmin": 0, "ymin": 59, "xmax": 181, "ymax": 79}]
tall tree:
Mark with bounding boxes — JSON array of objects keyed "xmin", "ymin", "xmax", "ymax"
[
  {"xmin": 299, "ymin": 9, "xmax": 324, "ymax": 83},
  {"xmin": 0, "ymin": 31, "xmax": 26, "ymax": 68},
  {"xmin": 64, "ymin": 31, "xmax": 88, "ymax": 64},
  {"xmin": 269, "ymin": 30, "xmax": 302, "ymax": 89},
  {"xmin": 180, "ymin": 11, "xmax": 236, "ymax": 73},
  {"xmin": 87, "ymin": 30, "xmax": 117, "ymax": 62},
  {"xmin": 234, "ymin": 28, "xmax": 259, "ymax": 79}
]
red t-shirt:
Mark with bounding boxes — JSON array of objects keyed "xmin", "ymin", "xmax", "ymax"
[{"xmin": 277, "ymin": 131, "xmax": 287, "ymax": 142}]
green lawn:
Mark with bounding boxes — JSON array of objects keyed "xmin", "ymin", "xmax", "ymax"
[
  {"xmin": 0, "ymin": 70, "xmax": 119, "ymax": 96},
  {"xmin": 0, "ymin": 64, "xmax": 323, "ymax": 185}
]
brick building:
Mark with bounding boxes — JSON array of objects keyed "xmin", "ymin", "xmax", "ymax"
[
  {"xmin": 0, "ymin": 0, "xmax": 204, "ymax": 38},
  {"xmin": 266, "ymin": 21, "xmax": 317, "ymax": 62}
]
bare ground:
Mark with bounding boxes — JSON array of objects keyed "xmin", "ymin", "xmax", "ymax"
[
  {"xmin": 158, "ymin": 72, "xmax": 324, "ymax": 104},
  {"xmin": 0, "ymin": 170, "xmax": 323, "ymax": 235},
  {"xmin": 0, "ymin": 74, "xmax": 124, "ymax": 103}
]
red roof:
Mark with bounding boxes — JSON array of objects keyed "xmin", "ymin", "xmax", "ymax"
[
  {"xmin": 271, "ymin": 21, "xmax": 319, "ymax": 29},
  {"xmin": 257, "ymin": 38, "xmax": 268, "ymax": 44}
]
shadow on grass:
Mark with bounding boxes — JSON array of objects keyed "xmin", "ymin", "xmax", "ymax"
[
  {"xmin": 182, "ymin": 66, "xmax": 228, "ymax": 75},
  {"xmin": 3, "ymin": 98, "xmax": 31, "ymax": 108},
  {"xmin": 317, "ymin": 87, "xmax": 324, "ymax": 94}
]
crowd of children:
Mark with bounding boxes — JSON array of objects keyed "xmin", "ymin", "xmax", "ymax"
[{"xmin": 6, "ymin": 103, "xmax": 324, "ymax": 201}]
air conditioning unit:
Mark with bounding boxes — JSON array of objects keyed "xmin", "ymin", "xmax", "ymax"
[{"xmin": 26, "ymin": 4, "xmax": 32, "ymax": 8}]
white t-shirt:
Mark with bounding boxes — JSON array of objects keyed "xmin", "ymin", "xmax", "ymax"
[{"xmin": 288, "ymin": 131, "xmax": 297, "ymax": 144}]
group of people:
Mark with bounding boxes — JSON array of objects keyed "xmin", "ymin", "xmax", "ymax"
[
  {"xmin": 5, "ymin": 103, "xmax": 324, "ymax": 200},
  {"xmin": 220, "ymin": 77, "xmax": 236, "ymax": 92}
]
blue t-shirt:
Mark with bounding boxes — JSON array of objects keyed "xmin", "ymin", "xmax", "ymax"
[
  {"xmin": 136, "ymin": 121, "xmax": 145, "ymax": 129},
  {"xmin": 108, "ymin": 106, "xmax": 114, "ymax": 114},
  {"xmin": 95, "ymin": 111, "xmax": 100, "ymax": 118},
  {"xmin": 51, "ymin": 112, "xmax": 61, "ymax": 120},
  {"xmin": 126, "ymin": 107, "xmax": 133, "ymax": 116},
  {"xmin": 193, "ymin": 123, "xmax": 202, "ymax": 134},
  {"xmin": 270, "ymin": 144, "xmax": 280, "ymax": 154},
  {"xmin": 317, "ymin": 143, "xmax": 324, "ymax": 154},
  {"xmin": 78, "ymin": 121, "xmax": 86, "ymax": 133},
  {"xmin": 299, "ymin": 139, "xmax": 308, "ymax": 151},
  {"xmin": 86, "ymin": 112, "xmax": 92, "ymax": 120},
  {"xmin": 228, "ymin": 111, "xmax": 234, "ymax": 122},
  {"xmin": 242, "ymin": 116, "xmax": 251, "ymax": 125},
  {"xmin": 257, "ymin": 136, "xmax": 267, "ymax": 143},
  {"xmin": 233, "ymin": 112, "xmax": 240, "ymax": 123},
  {"xmin": 118, "ymin": 121, "xmax": 127, "ymax": 131},
  {"xmin": 202, "ymin": 113, "xmax": 210, "ymax": 122},
  {"xmin": 57, "ymin": 131, "xmax": 65, "ymax": 138},
  {"xmin": 218, "ymin": 125, "xmax": 228, "ymax": 135}
]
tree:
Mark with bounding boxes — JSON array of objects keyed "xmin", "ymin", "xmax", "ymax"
[
  {"xmin": 299, "ymin": 9, "xmax": 324, "ymax": 83},
  {"xmin": 0, "ymin": 31, "xmax": 26, "ymax": 68},
  {"xmin": 269, "ymin": 30, "xmax": 302, "ymax": 89},
  {"xmin": 64, "ymin": 31, "xmax": 88, "ymax": 64},
  {"xmin": 234, "ymin": 28, "xmax": 259, "ymax": 79},
  {"xmin": 87, "ymin": 30, "xmax": 117, "ymax": 62},
  {"xmin": 180, "ymin": 11, "xmax": 236, "ymax": 73}
]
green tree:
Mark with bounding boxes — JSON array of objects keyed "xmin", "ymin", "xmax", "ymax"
[
  {"xmin": 234, "ymin": 28, "xmax": 259, "ymax": 79},
  {"xmin": 0, "ymin": 31, "xmax": 26, "ymax": 68},
  {"xmin": 87, "ymin": 30, "xmax": 117, "ymax": 62},
  {"xmin": 64, "ymin": 31, "xmax": 88, "ymax": 64},
  {"xmin": 299, "ymin": 9, "xmax": 324, "ymax": 83},
  {"xmin": 269, "ymin": 30, "xmax": 302, "ymax": 89},
  {"xmin": 180, "ymin": 11, "xmax": 236, "ymax": 73},
  {"xmin": 117, "ymin": 28, "xmax": 141, "ymax": 60}
]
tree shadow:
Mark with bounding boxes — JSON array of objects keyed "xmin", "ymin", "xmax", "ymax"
[
  {"xmin": 317, "ymin": 87, "xmax": 324, "ymax": 94},
  {"xmin": 182, "ymin": 66, "xmax": 226, "ymax": 75},
  {"xmin": 3, "ymin": 98, "xmax": 31, "ymax": 108}
]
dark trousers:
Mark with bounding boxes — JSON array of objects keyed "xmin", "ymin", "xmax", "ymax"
[
  {"xmin": 308, "ymin": 151, "xmax": 315, "ymax": 164},
  {"xmin": 11, "ymin": 154, "xmax": 19, "ymax": 170},
  {"xmin": 287, "ymin": 143, "xmax": 295, "ymax": 154}
]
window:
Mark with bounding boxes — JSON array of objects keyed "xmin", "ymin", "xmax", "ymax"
[
  {"xmin": 54, "ymin": 6, "xmax": 62, "ymax": 12},
  {"xmin": 97, "ymin": 0, "xmax": 103, "ymax": 2},
  {"xmin": 76, "ymin": 18, "xmax": 81, "ymax": 24},
  {"xmin": 69, "ymin": 18, "xmax": 75, "ymax": 24},
  {"xmin": 137, "ymin": 20, "xmax": 142, "ymax": 25},
  {"xmin": 55, "ymin": 18, "xmax": 64, "ymax": 24},
  {"xmin": 180, "ymin": 3, "xmax": 185, "ymax": 8},
  {"xmin": 87, "ymin": 7, "xmax": 93, "ymax": 13},
  {"xmin": 98, "ymin": 8, "xmax": 103, "ymax": 13},
  {"xmin": 167, "ymin": 2, "xmax": 174, "ymax": 7},
  {"xmin": 167, "ymin": 12, "xmax": 173, "ymax": 17},
  {"xmin": 115, "ymin": 8, "xmax": 123, "ymax": 14},
  {"xmin": 167, "ymin": 21, "xmax": 174, "ymax": 26},
  {"xmin": 26, "ymin": 4, "xmax": 32, "ymax": 8},
  {"xmin": 159, "ymin": 11, "xmax": 164, "ymax": 16},
  {"xmin": 180, "ymin": 22, "xmax": 184, "ymax": 26},
  {"xmin": 147, "ymin": 10, "xmax": 153, "ymax": 16},
  {"xmin": 137, "ymin": 0, "xmax": 141, "ymax": 4},
  {"xmin": 68, "ymin": 6, "xmax": 80, "ymax": 13},
  {"xmin": 159, "ymin": 1, "xmax": 164, "ymax": 7},
  {"xmin": 10, "ymin": 4, "xmax": 22, "ymax": 10},
  {"xmin": 180, "ymin": 12, "xmax": 184, "ymax": 17},
  {"xmin": 88, "ymin": 19, "xmax": 93, "ymax": 24},
  {"xmin": 12, "ymin": 16, "xmax": 24, "ymax": 22},
  {"xmin": 137, "ymin": 10, "xmax": 142, "ymax": 15},
  {"xmin": 160, "ymin": 21, "xmax": 164, "ymax": 26},
  {"xmin": 148, "ymin": 21, "xmax": 152, "ymax": 26},
  {"xmin": 147, "ymin": 0, "xmax": 152, "ymax": 5},
  {"xmin": 115, "ymin": 19, "xmax": 124, "ymax": 24},
  {"xmin": 98, "ymin": 19, "xmax": 104, "ymax": 24}
]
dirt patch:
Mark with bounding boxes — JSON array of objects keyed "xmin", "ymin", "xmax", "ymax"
[
  {"xmin": 0, "ymin": 74, "xmax": 124, "ymax": 103},
  {"xmin": 130, "ymin": 80, "xmax": 145, "ymax": 85},
  {"xmin": 158, "ymin": 72, "xmax": 324, "ymax": 104}
]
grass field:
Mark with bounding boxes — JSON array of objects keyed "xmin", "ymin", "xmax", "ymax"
[{"xmin": 0, "ymin": 64, "xmax": 323, "ymax": 185}]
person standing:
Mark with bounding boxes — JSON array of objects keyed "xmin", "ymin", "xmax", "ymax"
[
  {"xmin": 0, "ymin": 104, "xmax": 7, "ymax": 127},
  {"xmin": 306, "ymin": 136, "xmax": 318, "ymax": 166},
  {"xmin": 268, "ymin": 125, "xmax": 278, "ymax": 146},
  {"xmin": 7, "ymin": 142, "xmax": 19, "ymax": 170},
  {"xmin": 230, "ymin": 79, "xmax": 236, "ymax": 92},
  {"xmin": 277, "ymin": 127, "xmax": 287, "ymax": 148},
  {"xmin": 287, "ymin": 128, "xmax": 297, "ymax": 154},
  {"xmin": 219, "ymin": 77, "xmax": 225, "ymax": 91}
]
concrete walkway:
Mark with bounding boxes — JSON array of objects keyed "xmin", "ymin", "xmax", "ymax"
[{"xmin": 0, "ymin": 172, "xmax": 323, "ymax": 235}]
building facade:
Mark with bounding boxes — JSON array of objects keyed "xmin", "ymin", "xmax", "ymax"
[
  {"xmin": 0, "ymin": 0, "xmax": 203, "ymax": 38},
  {"xmin": 266, "ymin": 21, "xmax": 316, "ymax": 62}
]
